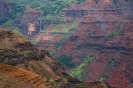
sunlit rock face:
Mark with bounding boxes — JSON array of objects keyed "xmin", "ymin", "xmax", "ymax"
[
  {"xmin": 33, "ymin": 0, "xmax": 133, "ymax": 88},
  {"xmin": 27, "ymin": 23, "xmax": 36, "ymax": 35}
]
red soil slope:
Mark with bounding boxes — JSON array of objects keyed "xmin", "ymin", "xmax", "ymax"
[{"xmin": 0, "ymin": 62, "xmax": 47, "ymax": 88}]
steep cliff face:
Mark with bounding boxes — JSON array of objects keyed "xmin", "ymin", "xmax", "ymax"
[
  {"xmin": 0, "ymin": 30, "xmax": 112, "ymax": 88},
  {"xmin": 31, "ymin": 0, "xmax": 133, "ymax": 88}
]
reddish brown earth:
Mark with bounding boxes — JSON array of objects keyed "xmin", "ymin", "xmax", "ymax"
[
  {"xmin": 0, "ymin": 62, "xmax": 47, "ymax": 88},
  {"xmin": 0, "ymin": 0, "xmax": 132, "ymax": 87},
  {"xmin": 0, "ymin": 62, "xmax": 111, "ymax": 88},
  {"xmin": 0, "ymin": 30, "xmax": 112, "ymax": 88},
  {"xmin": 0, "ymin": 30, "xmax": 69, "ymax": 87},
  {"xmin": 34, "ymin": 0, "xmax": 133, "ymax": 88}
]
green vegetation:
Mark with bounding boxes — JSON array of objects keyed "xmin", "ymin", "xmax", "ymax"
[
  {"xmin": 124, "ymin": 0, "xmax": 133, "ymax": 2},
  {"xmin": 68, "ymin": 56, "xmax": 94, "ymax": 81},
  {"xmin": 108, "ymin": 31, "xmax": 118, "ymax": 39},
  {"xmin": 100, "ymin": 59, "xmax": 117, "ymax": 82},
  {"xmin": 50, "ymin": 22, "xmax": 77, "ymax": 56},
  {"xmin": 110, "ymin": 0, "xmax": 133, "ymax": 3},
  {"xmin": 49, "ymin": 78, "xmax": 55, "ymax": 83},
  {"xmin": 0, "ymin": 19, "xmax": 27, "ymax": 38},
  {"xmin": 9, "ymin": 3, "xmax": 26, "ymax": 19},
  {"xmin": 99, "ymin": 73, "xmax": 109, "ymax": 82},
  {"xmin": 110, "ymin": 0, "xmax": 117, "ymax": 3},
  {"xmin": 108, "ymin": 22, "xmax": 124, "ymax": 39},
  {"xmin": 5, "ymin": 0, "xmax": 86, "ymax": 31},
  {"xmin": 94, "ymin": 0, "xmax": 99, "ymax": 3},
  {"xmin": 100, "ymin": 57, "xmax": 119, "ymax": 82},
  {"xmin": 12, "ymin": 28, "xmax": 28, "ymax": 38},
  {"xmin": 0, "ymin": 20, "xmax": 13, "ymax": 29},
  {"xmin": 55, "ymin": 54, "xmax": 75, "ymax": 68},
  {"xmin": 114, "ymin": 22, "xmax": 120, "ymax": 29},
  {"xmin": 106, "ymin": 58, "xmax": 119, "ymax": 70},
  {"xmin": 0, "ymin": 2, "xmax": 25, "ymax": 24},
  {"xmin": 6, "ymin": 0, "xmax": 86, "ymax": 15}
]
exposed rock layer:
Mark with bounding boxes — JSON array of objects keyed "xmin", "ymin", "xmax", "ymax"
[{"xmin": 32, "ymin": 0, "xmax": 133, "ymax": 88}]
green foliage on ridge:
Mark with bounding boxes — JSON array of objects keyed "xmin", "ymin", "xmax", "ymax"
[
  {"xmin": 6, "ymin": 0, "xmax": 86, "ymax": 15},
  {"xmin": 68, "ymin": 56, "xmax": 94, "ymax": 81},
  {"xmin": 9, "ymin": 3, "xmax": 26, "ymax": 19}
]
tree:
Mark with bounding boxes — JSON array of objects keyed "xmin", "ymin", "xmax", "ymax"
[{"xmin": 55, "ymin": 54, "xmax": 75, "ymax": 68}]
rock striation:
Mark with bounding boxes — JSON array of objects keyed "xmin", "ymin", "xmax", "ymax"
[{"xmin": 32, "ymin": 0, "xmax": 133, "ymax": 88}]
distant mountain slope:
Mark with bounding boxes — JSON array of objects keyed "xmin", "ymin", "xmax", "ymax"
[
  {"xmin": 1, "ymin": 0, "xmax": 133, "ymax": 88},
  {"xmin": 32, "ymin": 0, "xmax": 133, "ymax": 88}
]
